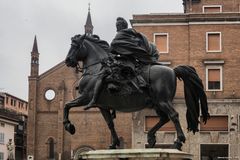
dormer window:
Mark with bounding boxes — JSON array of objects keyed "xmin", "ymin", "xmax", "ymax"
[{"xmin": 203, "ymin": 5, "xmax": 222, "ymax": 13}]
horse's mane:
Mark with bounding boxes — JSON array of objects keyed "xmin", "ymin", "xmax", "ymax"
[{"xmin": 85, "ymin": 35, "xmax": 110, "ymax": 53}]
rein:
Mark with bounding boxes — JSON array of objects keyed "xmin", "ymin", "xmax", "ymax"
[{"xmin": 75, "ymin": 58, "xmax": 108, "ymax": 73}]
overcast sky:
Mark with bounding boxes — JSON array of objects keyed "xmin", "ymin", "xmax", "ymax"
[{"xmin": 0, "ymin": 0, "xmax": 183, "ymax": 100}]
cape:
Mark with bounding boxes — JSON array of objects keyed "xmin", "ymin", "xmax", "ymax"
[{"xmin": 110, "ymin": 28, "xmax": 159, "ymax": 63}]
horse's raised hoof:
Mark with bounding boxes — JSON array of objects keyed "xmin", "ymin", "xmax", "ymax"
[
  {"xmin": 173, "ymin": 140, "xmax": 182, "ymax": 151},
  {"xmin": 147, "ymin": 135, "xmax": 156, "ymax": 148},
  {"xmin": 64, "ymin": 123, "xmax": 76, "ymax": 135}
]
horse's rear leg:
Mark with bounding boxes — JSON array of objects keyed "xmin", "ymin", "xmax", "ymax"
[
  {"xmin": 147, "ymin": 108, "xmax": 170, "ymax": 148},
  {"xmin": 159, "ymin": 101, "xmax": 186, "ymax": 150},
  {"xmin": 100, "ymin": 108, "xmax": 120, "ymax": 149},
  {"xmin": 63, "ymin": 94, "xmax": 89, "ymax": 134}
]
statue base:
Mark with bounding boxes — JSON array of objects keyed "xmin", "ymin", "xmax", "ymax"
[{"xmin": 79, "ymin": 148, "xmax": 193, "ymax": 160}]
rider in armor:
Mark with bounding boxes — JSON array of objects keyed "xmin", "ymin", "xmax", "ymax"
[{"xmin": 86, "ymin": 17, "xmax": 159, "ymax": 108}]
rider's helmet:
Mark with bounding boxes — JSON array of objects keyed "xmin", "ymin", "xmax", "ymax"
[{"xmin": 116, "ymin": 17, "xmax": 128, "ymax": 32}]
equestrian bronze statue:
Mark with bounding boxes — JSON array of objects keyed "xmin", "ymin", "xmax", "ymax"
[{"xmin": 63, "ymin": 17, "xmax": 210, "ymax": 150}]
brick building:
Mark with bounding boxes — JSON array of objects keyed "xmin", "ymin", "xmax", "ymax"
[
  {"xmin": 26, "ymin": 9, "xmax": 132, "ymax": 160},
  {"xmin": 0, "ymin": 92, "xmax": 28, "ymax": 116},
  {"xmin": 131, "ymin": 0, "xmax": 240, "ymax": 159}
]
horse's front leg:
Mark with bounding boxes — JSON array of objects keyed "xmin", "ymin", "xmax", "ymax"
[
  {"xmin": 100, "ymin": 108, "xmax": 120, "ymax": 149},
  {"xmin": 63, "ymin": 93, "xmax": 89, "ymax": 134}
]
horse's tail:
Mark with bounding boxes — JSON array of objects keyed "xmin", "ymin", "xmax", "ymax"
[{"xmin": 174, "ymin": 65, "xmax": 210, "ymax": 133}]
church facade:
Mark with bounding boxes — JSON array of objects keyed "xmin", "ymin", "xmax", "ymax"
[
  {"xmin": 131, "ymin": 0, "xmax": 240, "ymax": 159},
  {"xmin": 26, "ymin": 10, "xmax": 132, "ymax": 160}
]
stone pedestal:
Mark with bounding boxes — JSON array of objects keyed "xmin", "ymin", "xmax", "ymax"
[{"xmin": 79, "ymin": 149, "xmax": 193, "ymax": 160}]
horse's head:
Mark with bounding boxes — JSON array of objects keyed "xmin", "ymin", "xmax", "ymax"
[{"xmin": 65, "ymin": 34, "xmax": 87, "ymax": 67}]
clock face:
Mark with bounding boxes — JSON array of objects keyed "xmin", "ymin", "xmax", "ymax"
[{"xmin": 44, "ymin": 89, "xmax": 56, "ymax": 101}]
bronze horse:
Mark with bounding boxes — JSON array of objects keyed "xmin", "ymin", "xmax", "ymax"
[{"xmin": 63, "ymin": 34, "xmax": 209, "ymax": 150}]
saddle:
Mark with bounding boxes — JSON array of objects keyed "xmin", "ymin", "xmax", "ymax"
[{"xmin": 102, "ymin": 56, "xmax": 148, "ymax": 95}]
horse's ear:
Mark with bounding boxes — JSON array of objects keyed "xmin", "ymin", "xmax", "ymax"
[
  {"xmin": 78, "ymin": 34, "xmax": 86, "ymax": 43},
  {"xmin": 71, "ymin": 34, "xmax": 81, "ymax": 42}
]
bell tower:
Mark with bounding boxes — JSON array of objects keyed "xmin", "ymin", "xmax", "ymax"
[
  {"xmin": 84, "ymin": 3, "xmax": 93, "ymax": 35},
  {"xmin": 27, "ymin": 35, "xmax": 39, "ymax": 158},
  {"xmin": 30, "ymin": 35, "xmax": 39, "ymax": 77}
]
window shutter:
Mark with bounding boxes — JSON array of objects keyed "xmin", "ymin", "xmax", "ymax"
[
  {"xmin": 145, "ymin": 116, "xmax": 175, "ymax": 131},
  {"xmin": 200, "ymin": 116, "xmax": 228, "ymax": 131},
  {"xmin": 204, "ymin": 7, "xmax": 221, "ymax": 13},
  {"xmin": 155, "ymin": 35, "xmax": 168, "ymax": 53},
  {"xmin": 208, "ymin": 69, "xmax": 220, "ymax": 82},
  {"xmin": 208, "ymin": 33, "xmax": 220, "ymax": 51}
]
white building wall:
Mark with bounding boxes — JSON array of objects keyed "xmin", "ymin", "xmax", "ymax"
[{"xmin": 0, "ymin": 118, "xmax": 16, "ymax": 160}]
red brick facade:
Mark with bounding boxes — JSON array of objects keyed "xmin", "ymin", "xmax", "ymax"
[
  {"xmin": 131, "ymin": 0, "xmax": 240, "ymax": 159},
  {"xmin": 131, "ymin": 5, "xmax": 240, "ymax": 99}
]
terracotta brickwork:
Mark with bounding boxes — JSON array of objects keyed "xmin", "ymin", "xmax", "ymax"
[
  {"xmin": 184, "ymin": 0, "xmax": 240, "ymax": 13},
  {"xmin": 0, "ymin": 92, "xmax": 28, "ymax": 115},
  {"xmin": 131, "ymin": 15, "xmax": 240, "ymax": 99},
  {"xmin": 131, "ymin": 0, "xmax": 240, "ymax": 159}
]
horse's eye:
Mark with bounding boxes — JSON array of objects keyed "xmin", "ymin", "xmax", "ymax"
[{"xmin": 71, "ymin": 43, "xmax": 78, "ymax": 47}]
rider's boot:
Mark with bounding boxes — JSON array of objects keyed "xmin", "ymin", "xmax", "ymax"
[{"xmin": 85, "ymin": 78, "xmax": 103, "ymax": 109}]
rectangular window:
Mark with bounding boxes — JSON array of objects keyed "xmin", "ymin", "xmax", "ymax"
[
  {"xmin": 203, "ymin": 5, "xmax": 222, "ymax": 13},
  {"xmin": 200, "ymin": 144, "xmax": 228, "ymax": 160},
  {"xmin": 154, "ymin": 33, "xmax": 169, "ymax": 53},
  {"xmin": 206, "ymin": 32, "xmax": 221, "ymax": 52},
  {"xmin": 206, "ymin": 66, "xmax": 222, "ymax": 91},
  {"xmin": 200, "ymin": 116, "xmax": 228, "ymax": 131},
  {"xmin": 0, "ymin": 152, "xmax": 4, "ymax": 160},
  {"xmin": 0, "ymin": 133, "xmax": 4, "ymax": 144},
  {"xmin": 145, "ymin": 116, "xmax": 175, "ymax": 132}
]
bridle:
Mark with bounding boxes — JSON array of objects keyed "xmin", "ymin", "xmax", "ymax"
[
  {"xmin": 75, "ymin": 60, "xmax": 104, "ymax": 73},
  {"xmin": 71, "ymin": 34, "xmax": 112, "ymax": 75}
]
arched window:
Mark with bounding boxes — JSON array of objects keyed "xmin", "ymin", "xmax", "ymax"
[{"xmin": 47, "ymin": 137, "xmax": 55, "ymax": 159}]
